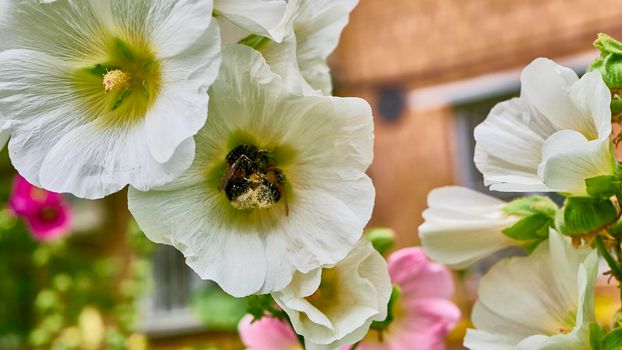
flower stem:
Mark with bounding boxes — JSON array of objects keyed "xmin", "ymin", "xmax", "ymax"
[{"xmin": 596, "ymin": 236, "xmax": 622, "ymax": 283}]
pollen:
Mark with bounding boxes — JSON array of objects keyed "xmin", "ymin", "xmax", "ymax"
[{"xmin": 103, "ymin": 69, "xmax": 130, "ymax": 93}]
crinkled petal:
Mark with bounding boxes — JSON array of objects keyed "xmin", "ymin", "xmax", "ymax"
[
  {"xmin": 566, "ymin": 70, "xmax": 612, "ymax": 139},
  {"xmin": 539, "ymin": 131, "xmax": 614, "ymax": 194},
  {"xmin": 467, "ymin": 230, "xmax": 597, "ymax": 349},
  {"xmin": 293, "ymin": 0, "xmax": 358, "ymax": 94},
  {"xmin": 145, "ymin": 19, "xmax": 221, "ymax": 163},
  {"xmin": 474, "ymin": 98, "xmax": 555, "ymax": 192},
  {"xmin": 214, "ymin": 0, "xmax": 295, "ymax": 43},
  {"xmin": 152, "ymin": 0, "xmax": 215, "ymax": 58},
  {"xmin": 520, "ymin": 58, "xmax": 595, "ymax": 136},
  {"xmin": 39, "ymin": 122, "xmax": 196, "ymax": 199}
]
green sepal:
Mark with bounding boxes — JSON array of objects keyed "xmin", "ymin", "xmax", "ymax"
[
  {"xmin": 612, "ymin": 94, "xmax": 622, "ymax": 116},
  {"xmin": 603, "ymin": 327, "xmax": 622, "ymax": 350},
  {"xmin": 590, "ymin": 322, "xmax": 605, "ymax": 350},
  {"xmin": 244, "ymin": 294, "xmax": 278, "ymax": 321},
  {"xmin": 239, "ymin": 34, "xmax": 273, "ymax": 50},
  {"xmin": 591, "ymin": 33, "xmax": 622, "ymax": 89},
  {"xmin": 502, "ymin": 196, "xmax": 558, "ymax": 218},
  {"xmin": 371, "ymin": 285, "xmax": 400, "ymax": 331},
  {"xmin": 586, "ymin": 175, "xmax": 621, "ymax": 199},
  {"xmin": 364, "ymin": 227, "xmax": 395, "ymax": 255},
  {"xmin": 608, "ymin": 215, "xmax": 622, "ymax": 236},
  {"xmin": 502, "ymin": 213, "xmax": 552, "ymax": 241},
  {"xmin": 556, "ymin": 197, "xmax": 618, "ymax": 236}
]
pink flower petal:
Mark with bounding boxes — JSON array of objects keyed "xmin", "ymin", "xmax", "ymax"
[
  {"xmin": 24, "ymin": 203, "xmax": 72, "ymax": 241},
  {"xmin": 388, "ymin": 248, "xmax": 455, "ymax": 300},
  {"xmin": 238, "ymin": 315, "xmax": 301, "ymax": 350}
]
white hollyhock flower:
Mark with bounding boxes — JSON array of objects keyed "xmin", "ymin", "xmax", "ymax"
[
  {"xmin": 0, "ymin": 0, "xmax": 221, "ymax": 199},
  {"xmin": 273, "ymin": 240, "xmax": 392, "ymax": 350},
  {"xmin": 288, "ymin": 0, "xmax": 358, "ymax": 95},
  {"xmin": 214, "ymin": 0, "xmax": 296, "ymax": 43},
  {"xmin": 418, "ymin": 186, "xmax": 521, "ymax": 269},
  {"xmin": 464, "ymin": 230, "xmax": 598, "ymax": 350},
  {"xmin": 474, "ymin": 58, "xmax": 614, "ymax": 195},
  {"xmin": 128, "ymin": 44, "xmax": 375, "ymax": 297}
]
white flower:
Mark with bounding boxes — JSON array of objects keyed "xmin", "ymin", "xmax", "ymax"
[
  {"xmin": 464, "ymin": 230, "xmax": 598, "ymax": 350},
  {"xmin": 0, "ymin": 0, "xmax": 221, "ymax": 199},
  {"xmin": 259, "ymin": 0, "xmax": 358, "ymax": 96},
  {"xmin": 289, "ymin": 0, "xmax": 358, "ymax": 95},
  {"xmin": 128, "ymin": 44, "xmax": 375, "ymax": 297},
  {"xmin": 474, "ymin": 58, "xmax": 614, "ymax": 195},
  {"xmin": 272, "ymin": 240, "xmax": 392, "ymax": 350},
  {"xmin": 418, "ymin": 186, "xmax": 521, "ymax": 269},
  {"xmin": 214, "ymin": 0, "xmax": 297, "ymax": 43}
]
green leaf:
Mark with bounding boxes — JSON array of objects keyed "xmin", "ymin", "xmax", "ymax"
[
  {"xmin": 239, "ymin": 34, "xmax": 273, "ymax": 50},
  {"xmin": 244, "ymin": 294, "xmax": 276, "ymax": 321},
  {"xmin": 191, "ymin": 286, "xmax": 247, "ymax": 331},
  {"xmin": 591, "ymin": 33, "xmax": 622, "ymax": 89},
  {"xmin": 502, "ymin": 213, "xmax": 552, "ymax": 241},
  {"xmin": 603, "ymin": 327, "xmax": 622, "ymax": 350},
  {"xmin": 590, "ymin": 322, "xmax": 605, "ymax": 350},
  {"xmin": 364, "ymin": 227, "xmax": 395, "ymax": 255},
  {"xmin": 557, "ymin": 197, "xmax": 618, "ymax": 236},
  {"xmin": 586, "ymin": 175, "xmax": 621, "ymax": 198},
  {"xmin": 502, "ymin": 196, "xmax": 558, "ymax": 218}
]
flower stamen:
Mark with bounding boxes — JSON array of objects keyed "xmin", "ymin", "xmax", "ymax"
[{"xmin": 103, "ymin": 69, "xmax": 130, "ymax": 93}]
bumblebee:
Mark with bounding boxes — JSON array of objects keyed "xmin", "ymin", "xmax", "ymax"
[{"xmin": 218, "ymin": 145, "xmax": 288, "ymax": 215}]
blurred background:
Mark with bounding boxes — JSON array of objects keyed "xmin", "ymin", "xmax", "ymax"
[{"xmin": 3, "ymin": 0, "xmax": 622, "ymax": 349}]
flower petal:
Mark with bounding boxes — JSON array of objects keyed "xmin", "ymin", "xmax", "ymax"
[
  {"xmin": 151, "ymin": 0, "xmax": 215, "ymax": 58},
  {"xmin": 520, "ymin": 58, "xmax": 596, "ymax": 136},
  {"xmin": 539, "ymin": 131, "xmax": 614, "ymax": 194},
  {"xmin": 214, "ymin": 0, "xmax": 295, "ymax": 43},
  {"xmin": 388, "ymin": 248, "xmax": 455, "ymax": 300},
  {"xmin": 145, "ymin": 19, "xmax": 221, "ymax": 163},
  {"xmin": 38, "ymin": 122, "xmax": 195, "ymax": 199},
  {"xmin": 238, "ymin": 315, "xmax": 301, "ymax": 350}
]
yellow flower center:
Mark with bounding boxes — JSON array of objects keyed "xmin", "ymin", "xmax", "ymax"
[
  {"xmin": 72, "ymin": 36, "xmax": 161, "ymax": 127},
  {"xmin": 103, "ymin": 70, "xmax": 130, "ymax": 93}
]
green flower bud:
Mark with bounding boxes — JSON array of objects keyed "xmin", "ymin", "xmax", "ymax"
[
  {"xmin": 556, "ymin": 197, "xmax": 618, "ymax": 236},
  {"xmin": 591, "ymin": 33, "xmax": 622, "ymax": 89},
  {"xmin": 364, "ymin": 227, "xmax": 396, "ymax": 255}
]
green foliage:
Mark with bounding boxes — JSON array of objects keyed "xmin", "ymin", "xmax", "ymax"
[
  {"xmin": 556, "ymin": 197, "xmax": 618, "ymax": 236},
  {"xmin": 502, "ymin": 213, "xmax": 551, "ymax": 241},
  {"xmin": 364, "ymin": 227, "xmax": 396, "ymax": 255},
  {"xmin": 590, "ymin": 323, "xmax": 606, "ymax": 350},
  {"xmin": 239, "ymin": 34, "xmax": 273, "ymax": 50},
  {"xmin": 191, "ymin": 285, "xmax": 247, "ymax": 331},
  {"xmin": 603, "ymin": 328, "xmax": 622, "ymax": 350},
  {"xmin": 501, "ymin": 196, "xmax": 557, "ymax": 248},
  {"xmin": 586, "ymin": 175, "xmax": 621, "ymax": 199},
  {"xmin": 244, "ymin": 294, "xmax": 279, "ymax": 321},
  {"xmin": 591, "ymin": 33, "xmax": 622, "ymax": 89},
  {"xmin": 502, "ymin": 195, "xmax": 558, "ymax": 218}
]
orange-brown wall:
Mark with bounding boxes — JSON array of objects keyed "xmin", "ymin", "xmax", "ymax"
[{"xmin": 335, "ymin": 0, "xmax": 622, "ymax": 247}]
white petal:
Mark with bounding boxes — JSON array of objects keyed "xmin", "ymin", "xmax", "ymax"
[
  {"xmin": 261, "ymin": 34, "xmax": 318, "ymax": 95},
  {"xmin": 274, "ymin": 242, "xmax": 391, "ymax": 347},
  {"xmin": 474, "ymin": 98, "xmax": 556, "ymax": 192},
  {"xmin": 38, "ymin": 122, "xmax": 195, "ymax": 199},
  {"xmin": 145, "ymin": 19, "xmax": 221, "ymax": 163},
  {"xmin": 566, "ymin": 70, "xmax": 612, "ymax": 139},
  {"xmin": 520, "ymin": 58, "xmax": 597, "ymax": 138},
  {"xmin": 151, "ymin": 0, "xmax": 215, "ymax": 58},
  {"xmin": 468, "ymin": 230, "xmax": 596, "ymax": 349},
  {"xmin": 294, "ymin": 0, "xmax": 358, "ymax": 94},
  {"xmin": 464, "ymin": 329, "xmax": 518, "ymax": 350},
  {"xmin": 214, "ymin": 0, "xmax": 295, "ymax": 43},
  {"xmin": 419, "ymin": 186, "xmax": 518, "ymax": 269},
  {"xmin": 539, "ymin": 132, "xmax": 614, "ymax": 194}
]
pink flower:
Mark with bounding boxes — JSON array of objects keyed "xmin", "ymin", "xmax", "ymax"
[
  {"xmin": 8, "ymin": 174, "xmax": 72, "ymax": 241},
  {"xmin": 354, "ymin": 248, "xmax": 461, "ymax": 350},
  {"xmin": 238, "ymin": 315, "xmax": 302, "ymax": 350}
]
